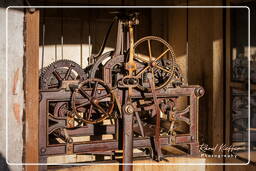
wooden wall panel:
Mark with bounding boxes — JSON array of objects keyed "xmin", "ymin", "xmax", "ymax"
[
  {"xmin": 188, "ymin": 7, "xmax": 213, "ymax": 146},
  {"xmin": 38, "ymin": 8, "xmax": 165, "ymax": 69},
  {"xmin": 187, "ymin": 4, "xmax": 224, "ymax": 171},
  {"xmin": 168, "ymin": 8, "xmax": 188, "ymax": 110},
  {"xmin": 212, "ymin": 7, "xmax": 224, "ymax": 149},
  {"xmin": 168, "ymin": 8, "xmax": 187, "ymax": 82},
  {"xmin": 24, "ymin": 10, "xmax": 39, "ymax": 171},
  {"xmin": 188, "ymin": 6, "xmax": 224, "ymax": 145}
]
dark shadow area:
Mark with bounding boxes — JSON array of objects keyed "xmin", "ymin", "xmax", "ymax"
[
  {"xmin": 0, "ymin": 153, "xmax": 10, "ymax": 171},
  {"xmin": 230, "ymin": 2, "xmax": 256, "ymax": 154},
  {"xmin": 29, "ymin": 0, "xmax": 179, "ymax": 6},
  {"xmin": 0, "ymin": 0, "xmax": 23, "ymax": 9}
]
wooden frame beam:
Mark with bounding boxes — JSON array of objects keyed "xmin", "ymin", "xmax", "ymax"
[{"xmin": 24, "ymin": 9, "xmax": 40, "ymax": 171}]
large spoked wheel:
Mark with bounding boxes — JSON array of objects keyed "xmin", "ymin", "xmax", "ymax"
[
  {"xmin": 133, "ymin": 36, "xmax": 176, "ymax": 91},
  {"xmin": 71, "ymin": 79, "xmax": 114, "ymax": 124}
]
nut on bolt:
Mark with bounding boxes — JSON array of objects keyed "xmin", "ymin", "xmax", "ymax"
[
  {"xmin": 194, "ymin": 87, "xmax": 205, "ymax": 97},
  {"xmin": 125, "ymin": 104, "xmax": 134, "ymax": 114},
  {"xmin": 67, "ymin": 138, "xmax": 73, "ymax": 144},
  {"xmin": 40, "ymin": 147, "xmax": 46, "ymax": 154}
]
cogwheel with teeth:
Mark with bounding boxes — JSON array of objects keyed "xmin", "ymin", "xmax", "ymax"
[
  {"xmin": 133, "ymin": 36, "xmax": 177, "ymax": 91},
  {"xmin": 40, "ymin": 59, "xmax": 87, "ymax": 90}
]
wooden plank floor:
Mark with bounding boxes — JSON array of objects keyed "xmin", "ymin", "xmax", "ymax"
[
  {"xmin": 50, "ymin": 157, "xmax": 206, "ymax": 171},
  {"xmin": 237, "ymin": 151, "xmax": 256, "ymax": 163}
]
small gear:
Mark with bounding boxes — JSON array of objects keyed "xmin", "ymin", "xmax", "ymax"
[
  {"xmin": 40, "ymin": 59, "xmax": 87, "ymax": 90},
  {"xmin": 53, "ymin": 102, "xmax": 69, "ymax": 118}
]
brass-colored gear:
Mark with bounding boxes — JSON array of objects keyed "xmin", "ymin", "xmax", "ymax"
[{"xmin": 133, "ymin": 36, "xmax": 177, "ymax": 91}]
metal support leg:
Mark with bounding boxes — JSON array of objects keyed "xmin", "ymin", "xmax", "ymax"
[
  {"xmin": 190, "ymin": 142, "xmax": 200, "ymax": 155},
  {"xmin": 122, "ymin": 104, "xmax": 134, "ymax": 171},
  {"xmin": 39, "ymin": 156, "xmax": 47, "ymax": 171},
  {"xmin": 148, "ymin": 73, "xmax": 162, "ymax": 161}
]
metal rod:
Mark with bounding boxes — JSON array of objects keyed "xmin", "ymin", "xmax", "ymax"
[
  {"xmin": 41, "ymin": 24, "xmax": 45, "ymax": 69},
  {"xmin": 61, "ymin": 36, "xmax": 63, "ymax": 60},
  {"xmin": 89, "ymin": 35, "xmax": 91, "ymax": 56},
  {"xmin": 61, "ymin": 7, "xmax": 64, "ymax": 60},
  {"xmin": 148, "ymin": 72, "xmax": 162, "ymax": 161},
  {"xmin": 114, "ymin": 20, "xmax": 123, "ymax": 56}
]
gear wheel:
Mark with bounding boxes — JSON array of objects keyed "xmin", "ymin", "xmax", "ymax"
[
  {"xmin": 53, "ymin": 102, "xmax": 69, "ymax": 118},
  {"xmin": 40, "ymin": 59, "xmax": 87, "ymax": 90},
  {"xmin": 133, "ymin": 36, "xmax": 176, "ymax": 91},
  {"xmin": 71, "ymin": 78, "xmax": 114, "ymax": 124}
]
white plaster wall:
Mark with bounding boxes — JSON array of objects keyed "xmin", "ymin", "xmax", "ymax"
[{"xmin": 0, "ymin": 7, "xmax": 24, "ymax": 171}]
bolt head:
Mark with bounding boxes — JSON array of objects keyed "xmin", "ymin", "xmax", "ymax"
[
  {"xmin": 40, "ymin": 148, "xmax": 46, "ymax": 154},
  {"xmin": 68, "ymin": 138, "xmax": 73, "ymax": 144},
  {"xmin": 125, "ymin": 105, "xmax": 134, "ymax": 114},
  {"xmin": 172, "ymin": 107, "xmax": 176, "ymax": 111},
  {"xmin": 91, "ymin": 98, "xmax": 98, "ymax": 104}
]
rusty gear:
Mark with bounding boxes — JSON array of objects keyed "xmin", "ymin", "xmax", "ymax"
[
  {"xmin": 133, "ymin": 36, "xmax": 176, "ymax": 91},
  {"xmin": 40, "ymin": 59, "xmax": 87, "ymax": 90},
  {"xmin": 71, "ymin": 78, "xmax": 114, "ymax": 124}
]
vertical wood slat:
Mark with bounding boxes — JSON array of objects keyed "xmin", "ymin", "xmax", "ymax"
[
  {"xmin": 188, "ymin": 7, "xmax": 213, "ymax": 145},
  {"xmin": 24, "ymin": 10, "xmax": 39, "ymax": 171},
  {"xmin": 225, "ymin": 0, "xmax": 232, "ymax": 152},
  {"xmin": 212, "ymin": 7, "xmax": 224, "ymax": 149}
]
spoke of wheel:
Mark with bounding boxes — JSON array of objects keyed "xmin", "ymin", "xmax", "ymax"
[
  {"xmin": 97, "ymin": 93, "xmax": 111, "ymax": 100},
  {"xmin": 48, "ymin": 83, "xmax": 59, "ymax": 88},
  {"xmin": 79, "ymin": 88, "xmax": 91, "ymax": 100},
  {"xmin": 53, "ymin": 70, "xmax": 62, "ymax": 81},
  {"xmin": 93, "ymin": 103, "xmax": 108, "ymax": 116},
  {"xmin": 155, "ymin": 65, "xmax": 172, "ymax": 74},
  {"xmin": 82, "ymin": 87, "xmax": 105, "ymax": 91},
  {"xmin": 148, "ymin": 40, "xmax": 152, "ymax": 61},
  {"xmin": 91, "ymin": 81, "xmax": 98, "ymax": 96},
  {"xmin": 134, "ymin": 53, "xmax": 150, "ymax": 63},
  {"xmin": 76, "ymin": 100, "xmax": 90, "ymax": 108},
  {"xmin": 151, "ymin": 68, "xmax": 156, "ymax": 86},
  {"xmin": 87, "ymin": 104, "xmax": 93, "ymax": 120},
  {"xmin": 135, "ymin": 65, "xmax": 150, "ymax": 78},
  {"xmin": 64, "ymin": 66, "xmax": 73, "ymax": 80},
  {"xmin": 153, "ymin": 49, "xmax": 169, "ymax": 62}
]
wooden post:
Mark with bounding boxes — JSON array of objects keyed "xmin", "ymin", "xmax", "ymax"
[{"xmin": 24, "ymin": 9, "xmax": 40, "ymax": 171}]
